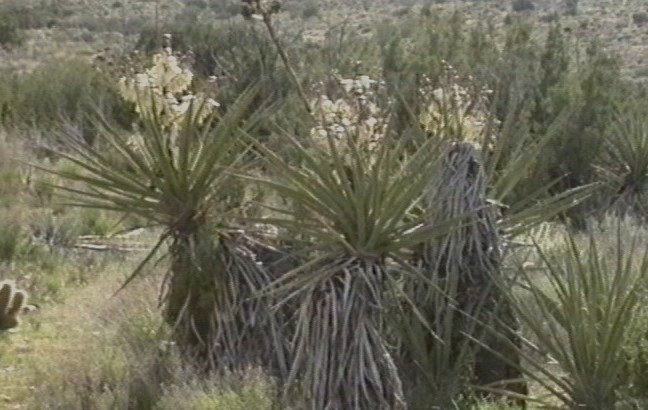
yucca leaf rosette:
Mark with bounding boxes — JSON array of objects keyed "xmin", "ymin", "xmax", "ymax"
[
  {"xmin": 247, "ymin": 119, "xmax": 462, "ymax": 409},
  {"xmin": 46, "ymin": 47, "xmax": 284, "ymax": 375}
]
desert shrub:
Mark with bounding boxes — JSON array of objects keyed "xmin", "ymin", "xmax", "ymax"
[
  {"xmin": 633, "ymin": 12, "xmax": 648, "ymax": 26},
  {"xmin": 0, "ymin": 133, "xmax": 31, "ymax": 210},
  {"xmin": 29, "ymin": 209, "xmax": 118, "ymax": 242},
  {"xmin": 0, "ymin": 1, "xmax": 70, "ymax": 30},
  {"xmin": 0, "ymin": 163, "xmax": 25, "ymax": 206},
  {"xmin": 210, "ymin": 0, "xmax": 242, "ymax": 19},
  {"xmin": 540, "ymin": 41, "xmax": 622, "ymax": 227},
  {"xmin": 475, "ymin": 23, "xmax": 622, "ymax": 228},
  {"xmin": 28, "ymin": 211, "xmax": 81, "ymax": 249},
  {"xmin": 0, "ymin": 217, "xmax": 24, "ymax": 262},
  {"xmin": 186, "ymin": 0, "xmax": 208, "ymax": 9},
  {"xmin": 76, "ymin": 209, "xmax": 117, "ymax": 237},
  {"xmin": 564, "ymin": 0, "xmax": 579, "ymax": 16},
  {"xmin": 597, "ymin": 100, "xmax": 648, "ymax": 219},
  {"xmin": 511, "ymin": 0, "xmax": 535, "ymax": 12},
  {"xmin": 0, "ymin": 59, "xmax": 134, "ymax": 137},
  {"xmin": 376, "ymin": 15, "xmax": 561, "ymax": 192},
  {"xmin": 366, "ymin": 13, "xmax": 624, "ymax": 227},
  {"xmin": 0, "ymin": 12, "xmax": 22, "ymax": 47},
  {"xmin": 300, "ymin": 1, "xmax": 320, "ymax": 19},
  {"xmin": 371, "ymin": 14, "xmax": 614, "ymax": 227},
  {"xmin": 0, "ymin": 215, "xmax": 113, "ymax": 303}
]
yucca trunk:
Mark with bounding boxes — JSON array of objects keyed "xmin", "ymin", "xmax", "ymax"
[
  {"xmin": 164, "ymin": 224, "xmax": 287, "ymax": 377},
  {"xmin": 289, "ymin": 259, "xmax": 405, "ymax": 410},
  {"xmin": 416, "ymin": 142, "xmax": 527, "ymax": 403}
]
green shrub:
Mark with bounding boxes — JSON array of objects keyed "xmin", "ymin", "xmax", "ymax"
[
  {"xmin": 77, "ymin": 209, "xmax": 117, "ymax": 237},
  {"xmin": 511, "ymin": 0, "xmax": 535, "ymax": 12},
  {"xmin": 29, "ymin": 211, "xmax": 81, "ymax": 249},
  {"xmin": 0, "ymin": 218, "xmax": 23, "ymax": 262},
  {"xmin": 0, "ymin": 167, "xmax": 24, "ymax": 206},
  {"xmin": 0, "ymin": 1, "xmax": 70, "ymax": 31},
  {"xmin": 634, "ymin": 12, "xmax": 648, "ymax": 26},
  {"xmin": 300, "ymin": 1, "xmax": 319, "ymax": 19},
  {"xmin": 0, "ymin": 59, "xmax": 134, "ymax": 136},
  {"xmin": 596, "ymin": 100, "xmax": 648, "ymax": 219},
  {"xmin": 0, "ymin": 13, "xmax": 22, "ymax": 47},
  {"xmin": 210, "ymin": 0, "xmax": 241, "ymax": 19},
  {"xmin": 564, "ymin": 0, "xmax": 579, "ymax": 16}
]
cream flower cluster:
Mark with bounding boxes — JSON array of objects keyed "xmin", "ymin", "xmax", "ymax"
[
  {"xmin": 309, "ymin": 75, "xmax": 388, "ymax": 158},
  {"xmin": 418, "ymin": 63, "xmax": 494, "ymax": 149},
  {"xmin": 118, "ymin": 44, "xmax": 219, "ymax": 133}
]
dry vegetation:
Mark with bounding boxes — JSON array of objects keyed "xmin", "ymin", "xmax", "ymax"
[{"xmin": 2, "ymin": 0, "xmax": 648, "ymax": 409}]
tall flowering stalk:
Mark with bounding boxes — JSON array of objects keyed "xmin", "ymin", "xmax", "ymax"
[
  {"xmin": 309, "ymin": 74, "xmax": 389, "ymax": 160},
  {"xmin": 241, "ymin": 0, "xmax": 312, "ymax": 113},
  {"xmin": 418, "ymin": 62, "xmax": 495, "ymax": 149}
]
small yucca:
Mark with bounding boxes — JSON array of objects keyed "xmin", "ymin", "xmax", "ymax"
[{"xmin": 481, "ymin": 226, "xmax": 648, "ymax": 409}]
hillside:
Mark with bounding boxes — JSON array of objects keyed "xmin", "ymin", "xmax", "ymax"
[{"xmin": 2, "ymin": 0, "xmax": 648, "ymax": 80}]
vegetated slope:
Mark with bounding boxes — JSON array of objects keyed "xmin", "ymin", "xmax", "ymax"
[{"xmin": 2, "ymin": 0, "xmax": 648, "ymax": 80}]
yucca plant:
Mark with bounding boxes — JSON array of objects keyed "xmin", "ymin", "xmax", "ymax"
[
  {"xmin": 391, "ymin": 70, "xmax": 594, "ymax": 407},
  {"xmin": 479, "ymin": 226, "xmax": 648, "ymax": 409},
  {"xmin": 42, "ymin": 76, "xmax": 288, "ymax": 375},
  {"xmin": 598, "ymin": 100, "xmax": 648, "ymax": 219},
  {"xmin": 247, "ymin": 118, "xmax": 466, "ymax": 409},
  {"xmin": 396, "ymin": 142, "xmax": 528, "ymax": 409}
]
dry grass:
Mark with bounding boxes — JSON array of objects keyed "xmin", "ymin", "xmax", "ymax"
[
  {"xmin": 3, "ymin": 1, "xmax": 648, "ymax": 408},
  {"xmin": 0, "ymin": 266, "xmax": 282, "ymax": 409},
  {"xmin": 0, "ymin": 253, "xmax": 145, "ymax": 406}
]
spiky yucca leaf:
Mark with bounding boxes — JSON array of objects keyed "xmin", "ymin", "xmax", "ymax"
[
  {"xmin": 249, "ymin": 132, "xmax": 456, "ymax": 259},
  {"xmin": 480, "ymin": 95, "xmax": 597, "ymax": 237},
  {"xmin": 393, "ymin": 96, "xmax": 593, "ymax": 407},
  {"xmin": 388, "ymin": 264, "xmax": 490, "ymax": 408},
  {"xmin": 47, "ymin": 87, "xmax": 260, "ymax": 227},
  {"xmin": 394, "ymin": 143, "xmax": 527, "ymax": 408},
  {"xmin": 248, "ymin": 131, "xmax": 461, "ymax": 409},
  {"xmin": 288, "ymin": 259, "xmax": 405, "ymax": 409},
  {"xmin": 43, "ymin": 86, "xmax": 263, "ymax": 289},
  {"xmin": 45, "ymin": 86, "xmax": 287, "ymax": 375},
  {"xmin": 599, "ymin": 101, "xmax": 648, "ymax": 217},
  {"xmin": 166, "ymin": 229, "xmax": 289, "ymax": 376},
  {"xmin": 477, "ymin": 226, "xmax": 648, "ymax": 409}
]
